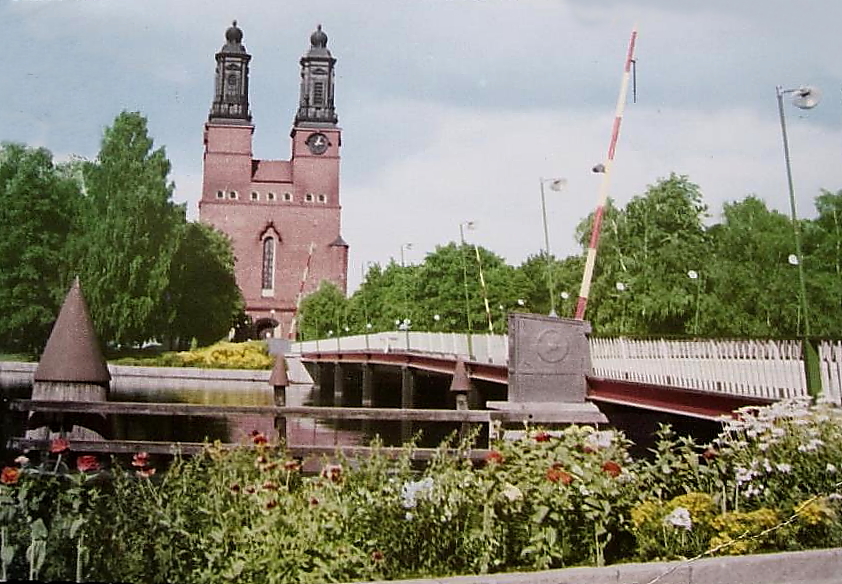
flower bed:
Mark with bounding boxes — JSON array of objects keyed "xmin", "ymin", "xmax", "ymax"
[{"xmin": 1, "ymin": 399, "xmax": 841, "ymax": 583}]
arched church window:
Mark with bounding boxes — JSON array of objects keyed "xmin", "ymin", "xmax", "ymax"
[
  {"xmin": 216, "ymin": 190, "xmax": 224, "ymax": 199},
  {"xmin": 305, "ymin": 193, "xmax": 314, "ymax": 202},
  {"xmin": 251, "ymin": 191, "xmax": 259, "ymax": 201},
  {"xmin": 229, "ymin": 191, "xmax": 238, "ymax": 200},
  {"xmin": 267, "ymin": 192, "xmax": 276, "ymax": 201},
  {"xmin": 262, "ymin": 236, "xmax": 275, "ymax": 294}
]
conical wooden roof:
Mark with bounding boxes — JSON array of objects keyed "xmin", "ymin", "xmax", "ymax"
[
  {"xmin": 449, "ymin": 357, "xmax": 472, "ymax": 393},
  {"xmin": 34, "ymin": 277, "xmax": 111, "ymax": 384}
]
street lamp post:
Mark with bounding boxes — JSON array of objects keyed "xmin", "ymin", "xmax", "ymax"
[
  {"xmin": 539, "ymin": 178, "xmax": 566, "ymax": 317},
  {"xmin": 687, "ymin": 270, "xmax": 701, "ymax": 336},
  {"xmin": 459, "ymin": 221, "xmax": 475, "ymax": 359},
  {"xmin": 776, "ymin": 85, "xmax": 818, "ymax": 339},
  {"xmin": 776, "ymin": 84, "xmax": 821, "ymax": 398},
  {"xmin": 400, "ymin": 243, "xmax": 413, "ymax": 330}
]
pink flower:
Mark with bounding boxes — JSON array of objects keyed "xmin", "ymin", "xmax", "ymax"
[
  {"xmin": 136, "ymin": 467, "xmax": 156, "ymax": 479},
  {"xmin": 50, "ymin": 438, "xmax": 70, "ymax": 454},
  {"xmin": 131, "ymin": 452, "xmax": 150, "ymax": 468},
  {"xmin": 76, "ymin": 455, "xmax": 100, "ymax": 472}
]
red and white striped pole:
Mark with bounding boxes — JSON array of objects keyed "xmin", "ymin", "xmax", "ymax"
[{"xmin": 574, "ymin": 27, "xmax": 637, "ymax": 321}]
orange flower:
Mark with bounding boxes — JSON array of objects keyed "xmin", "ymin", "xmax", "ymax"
[
  {"xmin": 263, "ymin": 481, "xmax": 278, "ymax": 491},
  {"xmin": 534, "ymin": 431, "xmax": 551, "ymax": 443},
  {"xmin": 1, "ymin": 466, "xmax": 20, "ymax": 485},
  {"xmin": 76, "ymin": 455, "xmax": 100, "ymax": 472},
  {"xmin": 252, "ymin": 433, "xmax": 268, "ymax": 445},
  {"xmin": 50, "ymin": 438, "xmax": 70, "ymax": 454},
  {"xmin": 546, "ymin": 464, "xmax": 573, "ymax": 485},
  {"xmin": 485, "ymin": 450, "xmax": 504, "ymax": 465},
  {"xmin": 131, "ymin": 452, "xmax": 150, "ymax": 468},
  {"xmin": 283, "ymin": 460, "xmax": 300, "ymax": 472},
  {"xmin": 602, "ymin": 460, "xmax": 622, "ymax": 478}
]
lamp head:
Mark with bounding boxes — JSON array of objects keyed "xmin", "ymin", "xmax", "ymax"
[
  {"xmin": 792, "ymin": 86, "xmax": 821, "ymax": 110},
  {"xmin": 592, "ymin": 163, "xmax": 606, "ymax": 174}
]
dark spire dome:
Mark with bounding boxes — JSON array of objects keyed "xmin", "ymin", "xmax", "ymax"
[
  {"xmin": 226, "ymin": 20, "xmax": 244, "ymax": 44},
  {"xmin": 310, "ymin": 24, "xmax": 328, "ymax": 48}
]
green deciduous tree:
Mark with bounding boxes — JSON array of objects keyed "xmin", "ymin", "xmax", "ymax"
[
  {"xmin": 0, "ymin": 144, "xmax": 82, "ymax": 353},
  {"xmin": 299, "ymin": 281, "xmax": 349, "ymax": 340},
  {"xmin": 161, "ymin": 222, "xmax": 245, "ymax": 348},
  {"xmin": 70, "ymin": 112, "xmax": 184, "ymax": 346}
]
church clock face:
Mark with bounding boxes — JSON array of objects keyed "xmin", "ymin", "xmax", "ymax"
[{"xmin": 306, "ymin": 132, "xmax": 328, "ymax": 155}]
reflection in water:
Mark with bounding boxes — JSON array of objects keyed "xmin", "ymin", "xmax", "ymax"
[{"xmin": 111, "ymin": 383, "xmax": 364, "ymax": 448}]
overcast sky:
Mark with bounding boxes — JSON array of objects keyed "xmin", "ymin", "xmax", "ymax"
[{"xmin": 3, "ymin": 0, "xmax": 842, "ymax": 291}]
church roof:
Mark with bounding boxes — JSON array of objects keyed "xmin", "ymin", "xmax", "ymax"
[
  {"xmin": 330, "ymin": 235, "xmax": 349, "ymax": 247},
  {"xmin": 252, "ymin": 160, "xmax": 292, "ymax": 183},
  {"xmin": 34, "ymin": 277, "xmax": 111, "ymax": 384}
]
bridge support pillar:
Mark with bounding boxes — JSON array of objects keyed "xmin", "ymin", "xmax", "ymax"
[
  {"xmin": 333, "ymin": 363, "xmax": 345, "ymax": 407},
  {"xmin": 361, "ymin": 365, "xmax": 374, "ymax": 408},
  {"xmin": 401, "ymin": 366, "xmax": 416, "ymax": 445}
]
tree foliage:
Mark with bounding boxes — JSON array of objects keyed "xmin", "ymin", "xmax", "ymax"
[
  {"xmin": 162, "ymin": 222, "xmax": 244, "ymax": 348},
  {"xmin": 70, "ymin": 111, "xmax": 183, "ymax": 346},
  {"xmin": 0, "ymin": 144, "xmax": 82, "ymax": 353}
]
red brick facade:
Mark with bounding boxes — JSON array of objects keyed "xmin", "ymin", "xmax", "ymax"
[{"xmin": 199, "ymin": 23, "xmax": 348, "ymax": 338}]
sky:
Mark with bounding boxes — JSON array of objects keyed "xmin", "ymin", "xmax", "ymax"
[{"xmin": 3, "ymin": 0, "xmax": 842, "ymax": 292}]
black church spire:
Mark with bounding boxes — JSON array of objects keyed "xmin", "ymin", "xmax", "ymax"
[
  {"xmin": 209, "ymin": 20, "xmax": 252, "ymax": 123},
  {"xmin": 295, "ymin": 25, "xmax": 338, "ymax": 127}
]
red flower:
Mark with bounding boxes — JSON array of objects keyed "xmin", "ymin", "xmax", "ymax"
[
  {"xmin": 283, "ymin": 460, "xmax": 300, "ymax": 472},
  {"xmin": 230, "ymin": 483, "xmax": 241, "ymax": 493},
  {"xmin": 702, "ymin": 447, "xmax": 718, "ymax": 461},
  {"xmin": 602, "ymin": 460, "xmax": 622, "ymax": 478},
  {"xmin": 265, "ymin": 499, "xmax": 278, "ymax": 510},
  {"xmin": 370, "ymin": 550, "xmax": 385, "ymax": 562},
  {"xmin": 485, "ymin": 450, "xmax": 504, "ymax": 465},
  {"xmin": 534, "ymin": 431, "xmax": 551, "ymax": 443},
  {"xmin": 1, "ymin": 466, "xmax": 20, "ymax": 485},
  {"xmin": 131, "ymin": 452, "xmax": 150, "ymax": 468},
  {"xmin": 50, "ymin": 438, "xmax": 70, "ymax": 454},
  {"xmin": 546, "ymin": 464, "xmax": 573, "ymax": 485},
  {"xmin": 136, "ymin": 467, "xmax": 156, "ymax": 479},
  {"xmin": 76, "ymin": 455, "xmax": 100, "ymax": 472},
  {"xmin": 309, "ymin": 496, "xmax": 319, "ymax": 506},
  {"xmin": 581, "ymin": 445, "xmax": 596, "ymax": 454},
  {"xmin": 263, "ymin": 481, "xmax": 278, "ymax": 491},
  {"xmin": 245, "ymin": 486, "xmax": 256, "ymax": 494},
  {"xmin": 252, "ymin": 433, "xmax": 268, "ymax": 445}
]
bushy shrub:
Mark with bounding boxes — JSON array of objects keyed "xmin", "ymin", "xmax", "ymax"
[{"xmin": 112, "ymin": 340, "xmax": 274, "ymax": 369}]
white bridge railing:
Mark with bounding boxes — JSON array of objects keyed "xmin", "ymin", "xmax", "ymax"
[
  {"xmin": 290, "ymin": 333, "xmax": 842, "ymax": 405},
  {"xmin": 290, "ymin": 332, "xmax": 510, "ymax": 365}
]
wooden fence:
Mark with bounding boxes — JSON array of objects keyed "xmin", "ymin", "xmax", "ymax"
[{"xmin": 589, "ymin": 337, "xmax": 842, "ymax": 405}]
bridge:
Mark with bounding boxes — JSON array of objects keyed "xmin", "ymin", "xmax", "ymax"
[{"xmin": 293, "ymin": 326, "xmax": 842, "ymax": 422}]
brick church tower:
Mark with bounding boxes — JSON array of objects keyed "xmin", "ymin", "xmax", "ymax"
[{"xmin": 199, "ymin": 22, "xmax": 348, "ymax": 339}]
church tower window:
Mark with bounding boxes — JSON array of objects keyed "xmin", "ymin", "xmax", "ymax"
[
  {"xmin": 267, "ymin": 192, "xmax": 276, "ymax": 201},
  {"xmin": 261, "ymin": 236, "xmax": 275, "ymax": 294},
  {"xmin": 251, "ymin": 191, "xmax": 259, "ymax": 200}
]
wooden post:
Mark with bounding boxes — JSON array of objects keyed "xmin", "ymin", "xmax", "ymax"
[
  {"xmin": 333, "ymin": 363, "xmax": 344, "ymax": 406},
  {"xmin": 269, "ymin": 356, "xmax": 289, "ymax": 443},
  {"xmin": 361, "ymin": 364, "xmax": 374, "ymax": 438},
  {"xmin": 450, "ymin": 357, "xmax": 472, "ymax": 441},
  {"xmin": 401, "ymin": 366, "xmax": 415, "ymax": 444}
]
